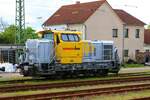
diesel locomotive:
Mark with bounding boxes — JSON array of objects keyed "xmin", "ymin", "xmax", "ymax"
[{"xmin": 19, "ymin": 30, "xmax": 120, "ymax": 77}]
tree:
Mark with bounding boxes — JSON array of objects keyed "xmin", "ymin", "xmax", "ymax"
[
  {"xmin": 20, "ymin": 27, "xmax": 38, "ymax": 43},
  {"xmin": 1, "ymin": 25, "xmax": 16, "ymax": 43},
  {"xmin": 0, "ymin": 33, "xmax": 6, "ymax": 44},
  {"xmin": 147, "ymin": 24, "xmax": 150, "ymax": 29},
  {"xmin": 0, "ymin": 25, "xmax": 38, "ymax": 44}
]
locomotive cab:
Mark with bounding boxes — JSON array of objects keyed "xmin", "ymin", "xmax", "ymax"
[{"xmin": 40, "ymin": 30, "xmax": 83, "ymax": 64}]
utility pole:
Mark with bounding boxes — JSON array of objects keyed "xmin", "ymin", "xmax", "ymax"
[{"xmin": 15, "ymin": 0, "xmax": 25, "ymax": 44}]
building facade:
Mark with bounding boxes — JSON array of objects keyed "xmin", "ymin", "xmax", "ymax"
[{"xmin": 43, "ymin": 0, "xmax": 145, "ymax": 62}]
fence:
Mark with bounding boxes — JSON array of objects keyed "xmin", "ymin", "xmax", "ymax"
[
  {"xmin": 0, "ymin": 50, "xmax": 16, "ymax": 64},
  {"xmin": 135, "ymin": 51, "xmax": 150, "ymax": 64},
  {"xmin": 0, "ymin": 45, "xmax": 24, "ymax": 64}
]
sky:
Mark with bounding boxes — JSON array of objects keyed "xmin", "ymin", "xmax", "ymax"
[{"xmin": 0, "ymin": 0, "xmax": 149, "ymax": 31}]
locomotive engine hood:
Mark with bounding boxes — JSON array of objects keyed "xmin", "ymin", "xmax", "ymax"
[{"xmin": 25, "ymin": 39, "xmax": 54, "ymax": 64}]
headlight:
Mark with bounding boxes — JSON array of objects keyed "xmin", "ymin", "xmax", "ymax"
[
  {"xmin": 24, "ymin": 66, "xmax": 29, "ymax": 71},
  {"xmin": 29, "ymin": 54, "xmax": 35, "ymax": 61}
]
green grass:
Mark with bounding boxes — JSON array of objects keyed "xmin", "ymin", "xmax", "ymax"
[
  {"xmin": 123, "ymin": 63, "xmax": 145, "ymax": 68},
  {"xmin": 0, "ymin": 77, "xmax": 31, "ymax": 81},
  {"xmin": 92, "ymin": 90, "xmax": 150, "ymax": 100}
]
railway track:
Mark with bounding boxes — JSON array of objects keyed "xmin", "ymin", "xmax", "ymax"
[
  {"xmin": 131, "ymin": 97, "xmax": 150, "ymax": 100},
  {"xmin": 0, "ymin": 72, "xmax": 150, "ymax": 85},
  {"xmin": 0, "ymin": 76, "xmax": 150, "ymax": 93},
  {"xmin": 0, "ymin": 83, "xmax": 150, "ymax": 100}
]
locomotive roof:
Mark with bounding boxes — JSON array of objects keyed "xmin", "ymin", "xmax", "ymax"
[
  {"xmin": 27, "ymin": 39, "xmax": 52, "ymax": 43},
  {"xmin": 82, "ymin": 40, "xmax": 114, "ymax": 44},
  {"xmin": 38, "ymin": 30, "xmax": 81, "ymax": 35}
]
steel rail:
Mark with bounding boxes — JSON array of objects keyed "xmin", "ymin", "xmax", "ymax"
[
  {"xmin": 0, "ymin": 83, "xmax": 150, "ymax": 100},
  {"xmin": 131, "ymin": 97, "xmax": 150, "ymax": 100},
  {"xmin": 0, "ymin": 76, "xmax": 150, "ymax": 93}
]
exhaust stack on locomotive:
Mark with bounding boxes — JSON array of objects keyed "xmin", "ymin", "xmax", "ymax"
[{"xmin": 19, "ymin": 30, "xmax": 120, "ymax": 77}]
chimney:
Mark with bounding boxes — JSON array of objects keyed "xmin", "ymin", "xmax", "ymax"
[{"xmin": 76, "ymin": 1, "xmax": 80, "ymax": 4}]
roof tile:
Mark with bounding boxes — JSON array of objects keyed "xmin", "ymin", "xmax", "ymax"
[
  {"xmin": 43, "ymin": 0, "xmax": 145, "ymax": 26},
  {"xmin": 43, "ymin": 0, "xmax": 105, "ymax": 26},
  {"xmin": 114, "ymin": 9, "xmax": 145, "ymax": 26}
]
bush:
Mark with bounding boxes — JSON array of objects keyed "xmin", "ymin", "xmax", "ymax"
[{"xmin": 127, "ymin": 59, "xmax": 137, "ymax": 64}]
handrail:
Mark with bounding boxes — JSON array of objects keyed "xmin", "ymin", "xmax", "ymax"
[{"xmin": 49, "ymin": 45, "xmax": 58, "ymax": 64}]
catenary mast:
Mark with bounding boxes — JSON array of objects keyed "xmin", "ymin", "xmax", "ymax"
[{"xmin": 15, "ymin": 0, "xmax": 25, "ymax": 44}]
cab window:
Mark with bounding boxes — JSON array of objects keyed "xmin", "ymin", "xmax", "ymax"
[
  {"xmin": 43, "ymin": 33, "xmax": 53, "ymax": 40},
  {"xmin": 61, "ymin": 34, "xmax": 80, "ymax": 42},
  {"xmin": 62, "ymin": 34, "xmax": 68, "ymax": 41},
  {"xmin": 74, "ymin": 34, "xmax": 79, "ymax": 41},
  {"xmin": 68, "ymin": 35, "xmax": 75, "ymax": 41}
]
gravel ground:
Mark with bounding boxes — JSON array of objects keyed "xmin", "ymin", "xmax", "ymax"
[
  {"xmin": 119, "ymin": 66, "xmax": 150, "ymax": 73},
  {"xmin": 0, "ymin": 67, "xmax": 150, "ymax": 78},
  {"xmin": 0, "ymin": 72, "xmax": 23, "ymax": 78}
]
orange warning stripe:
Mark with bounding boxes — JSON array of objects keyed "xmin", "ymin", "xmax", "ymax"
[{"xmin": 63, "ymin": 48, "xmax": 80, "ymax": 50}]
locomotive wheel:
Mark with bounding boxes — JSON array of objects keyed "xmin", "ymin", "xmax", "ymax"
[
  {"xmin": 55, "ymin": 72, "xmax": 65, "ymax": 79},
  {"xmin": 23, "ymin": 71, "xmax": 29, "ymax": 77},
  {"xmin": 88, "ymin": 70, "xmax": 95, "ymax": 77},
  {"xmin": 101, "ymin": 69, "xmax": 108, "ymax": 76},
  {"xmin": 95, "ymin": 70, "xmax": 102, "ymax": 77},
  {"xmin": 71, "ymin": 71, "xmax": 78, "ymax": 78},
  {"xmin": 84, "ymin": 70, "xmax": 90, "ymax": 77}
]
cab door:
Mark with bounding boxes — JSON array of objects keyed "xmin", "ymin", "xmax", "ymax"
[
  {"xmin": 58, "ymin": 33, "xmax": 82, "ymax": 64},
  {"xmin": 54, "ymin": 33, "xmax": 61, "ymax": 62}
]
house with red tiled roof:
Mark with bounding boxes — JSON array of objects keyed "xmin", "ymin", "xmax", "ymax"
[
  {"xmin": 144, "ymin": 29, "xmax": 150, "ymax": 51},
  {"xmin": 43, "ymin": 0, "xmax": 145, "ymax": 62}
]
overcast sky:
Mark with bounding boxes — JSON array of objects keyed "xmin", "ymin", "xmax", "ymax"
[{"xmin": 0, "ymin": 0, "xmax": 149, "ymax": 30}]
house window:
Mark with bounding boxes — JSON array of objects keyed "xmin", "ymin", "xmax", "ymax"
[
  {"xmin": 112, "ymin": 29, "xmax": 118, "ymax": 38},
  {"xmin": 124, "ymin": 28, "xmax": 129, "ymax": 38},
  {"xmin": 135, "ymin": 29, "xmax": 140, "ymax": 38},
  {"xmin": 146, "ymin": 49, "xmax": 150, "ymax": 52},
  {"xmin": 135, "ymin": 49, "xmax": 139, "ymax": 53},
  {"xmin": 124, "ymin": 50, "xmax": 129, "ymax": 57}
]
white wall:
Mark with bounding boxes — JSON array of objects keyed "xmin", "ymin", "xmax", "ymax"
[
  {"xmin": 45, "ymin": 24, "xmax": 68, "ymax": 30},
  {"xmin": 124, "ymin": 26, "xmax": 144, "ymax": 60},
  {"xmin": 67, "ymin": 24, "xmax": 85, "ymax": 39},
  {"xmin": 84, "ymin": 2, "xmax": 124, "ymax": 61}
]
